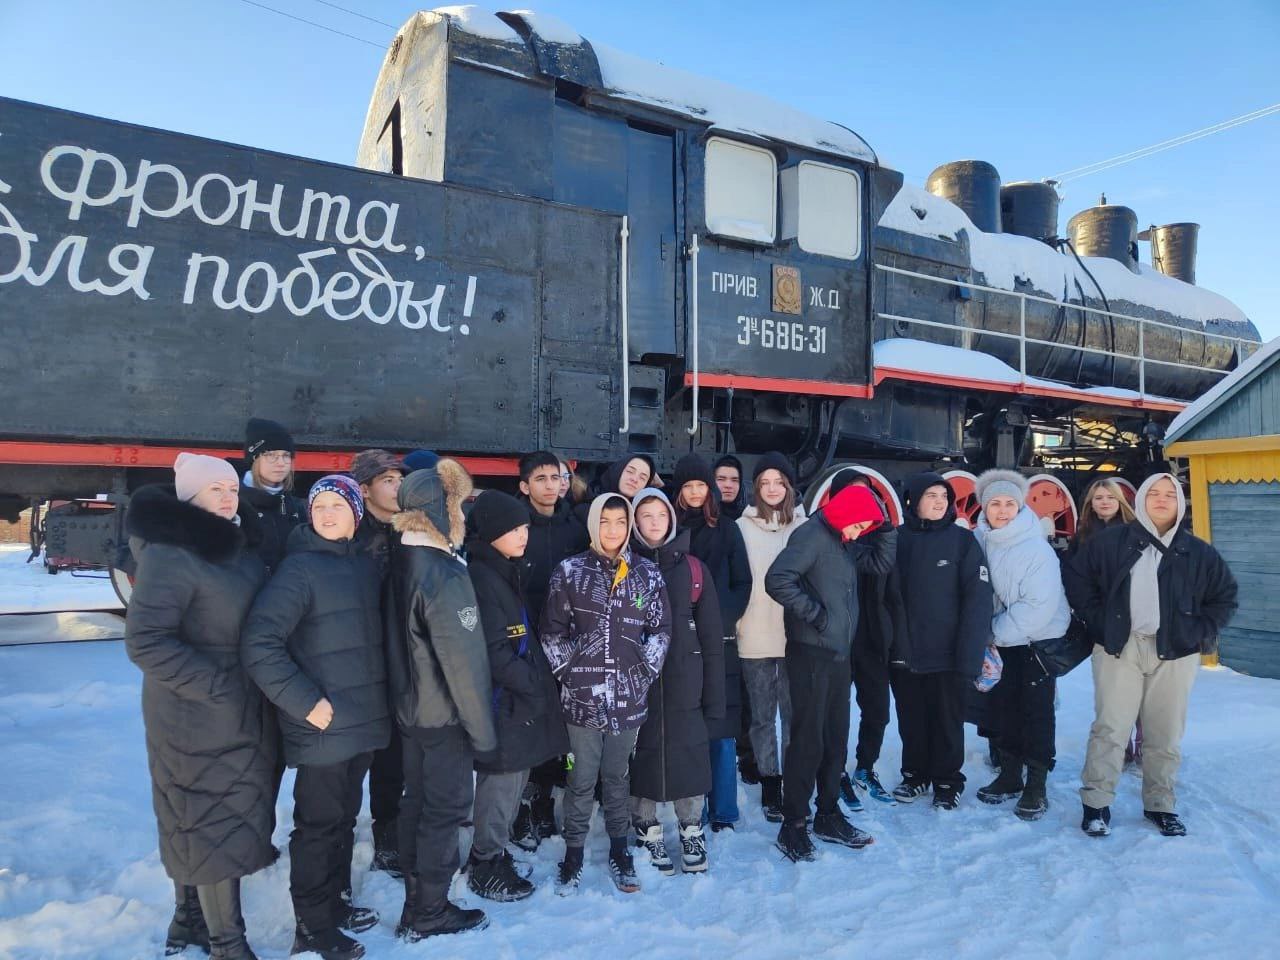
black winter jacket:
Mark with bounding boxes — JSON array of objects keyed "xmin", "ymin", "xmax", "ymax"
[
  {"xmin": 465, "ymin": 538, "xmax": 570, "ymax": 775},
  {"xmin": 765, "ymin": 513, "xmax": 898, "ymax": 661},
  {"xmin": 854, "ymin": 524, "xmax": 911, "ymax": 664},
  {"xmin": 682, "ymin": 510, "xmax": 750, "ymax": 739},
  {"xmin": 240, "ymin": 480, "xmax": 307, "ymax": 574},
  {"xmin": 123, "ymin": 485, "xmax": 275, "ymax": 886},
  {"xmin": 241, "ymin": 526, "xmax": 391, "ymax": 767},
  {"xmin": 523, "ymin": 497, "xmax": 589, "ymax": 625},
  {"xmin": 895, "ymin": 514, "xmax": 993, "ymax": 677},
  {"xmin": 354, "ymin": 510, "xmax": 393, "ymax": 579},
  {"xmin": 630, "ymin": 531, "xmax": 727, "ymax": 802},
  {"xmin": 384, "ymin": 460, "xmax": 497, "ymax": 752},
  {"xmin": 1065, "ymin": 523, "xmax": 1238, "ymax": 660}
]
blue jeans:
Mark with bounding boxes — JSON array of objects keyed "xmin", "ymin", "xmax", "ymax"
[{"xmin": 705, "ymin": 738, "xmax": 740, "ymax": 824}]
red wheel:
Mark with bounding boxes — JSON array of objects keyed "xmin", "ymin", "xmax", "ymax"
[
  {"xmin": 1112, "ymin": 477, "xmax": 1138, "ymax": 506},
  {"xmin": 1027, "ymin": 474, "xmax": 1078, "ymax": 539},
  {"xmin": 806, "ymin": 464, "xmax": 903, "ymax": 527},
  {"xmin": 942, "ymin": 470, "xmax": 981, "ymax": 529}
]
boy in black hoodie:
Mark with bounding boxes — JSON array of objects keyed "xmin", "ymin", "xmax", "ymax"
[
  {"xmin": 464, "ymin": 491, "xmax": 569, "ymax": 900},
  {"xmin": 891, "ymin": 472, "xmax": 993, "ymax": 809},
  {"xmin": 516, "ymin": 451, "xmax": 589, "ymax": 849},
  {"xmin": 350, "ymin": 448, "xmax": 405, "ymax": 876}
]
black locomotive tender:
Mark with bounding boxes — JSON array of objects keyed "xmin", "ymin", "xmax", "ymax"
[{"xmin": 0, "ymin": 7, "xmax": 1261, "ymax": 590}]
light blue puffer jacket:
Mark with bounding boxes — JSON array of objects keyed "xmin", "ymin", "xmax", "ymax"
[{"xmin": 973, "ymin": 507, "xmax": 1071, "ymax": 647}]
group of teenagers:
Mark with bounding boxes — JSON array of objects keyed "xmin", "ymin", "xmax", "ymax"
[{"xmin": 122, "ymin": 417, "xmax": 1240, "ymax": 960}]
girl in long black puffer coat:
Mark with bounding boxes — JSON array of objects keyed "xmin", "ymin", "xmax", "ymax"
[
  {"xmin": 241, "ymin": 475, "xmax": 390, "ymax": 960},
  {"xmin": 124, "ymin": 454, "xmax": 274, "ymax": 960},
  {"xmin": 672, "ymin": 453, "xmax": 751, "ymax": 831},
  {"xmin": 629, "ymin": 488, "xmax": 726, "ymax": 875}
]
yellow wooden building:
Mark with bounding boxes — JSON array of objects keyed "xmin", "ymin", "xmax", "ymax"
[{"xmin": 1164, "ymin": 337, "xmax": 1280, "ymax": 677}]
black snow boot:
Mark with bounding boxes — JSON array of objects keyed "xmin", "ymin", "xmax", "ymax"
[
  {"xmin": 813, "ymin": 810, "xmax": 874, "ymax": 849},
  {"xmin": 197, "ymin": 880, "xmax": 257, "ymax": 960},
  {"xmin": 761, "ymin": 775, "xmax": 785, "ymax": 823},
  {"xmin": 1144, "ymin": 811, "xmax": 1187, "ymax": 837},
  {"xmin": 555, "ymin": 845, "xmax": 584, "ymax": 896},
  {"xmin": 291, "ymin": 921, "xmax": 364, "ymax": 960},
  {"xmin": 333, "ymin": 888, "xmax": 378, "ymax": 935},
  {"xmin": 530, "ymin": 790, "xmax": 558, "ymax": 839},
  {"xmin": 370, "ymin": 819, "xmax": 401, "ymax": 878},
  {"xmin": 511, "ymin": 801, "xmax": 540, "ymax": 852},
  {"xmin": 775, "ymin": 819, "xmax": 816, "ymax": 862},
  {"xmin": 608, "ymin": 835, "xmax": 641, "ymax": 893},
  {"xmin": 1081, "ymin": 804, "xmax": 1111, "ymax": 837},
  {"xmin": 405, "ymin": 895, "xmax": 488, "ymax": 941},
  {"xmin": 1014, "ymin": 766, "xmax": 1049, "ymax": 821},
  {"xmin": 394, "ymin": 875, "xmax": 417, "ymax": 940},
  {"xmin": 166, "ymin": 882, "xmax": 210, "ymax": 956},
  {"xmin": 738, "ymin": 751, "xmax": 762, "ymax": 785},
  {"xmin": 977, "ymin": 754, "xmax": 1025, "ymax": 804},
  {"xmin": 467, "ymin": 851, "xmax": 535, "ymax": 901}
]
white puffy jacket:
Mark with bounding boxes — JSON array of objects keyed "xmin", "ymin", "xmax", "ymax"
[{"xmin": 973, "ymin": 506, "xmax": 1071, "ymax": 647}]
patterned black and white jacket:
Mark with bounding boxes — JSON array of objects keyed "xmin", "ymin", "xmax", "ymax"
[{"xmin": 540, "ymin": 541, "xmax": 673, "ymax": 733}]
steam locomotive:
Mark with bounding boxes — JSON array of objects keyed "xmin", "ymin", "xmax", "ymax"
[{"xmin": 0, "ymin": 6, "xmax": 1260, "ymax": 591}]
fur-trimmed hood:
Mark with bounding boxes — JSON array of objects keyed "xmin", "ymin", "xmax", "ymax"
[
  {"xmin": 392, "ymin": 456, "xmax": 473, "ymax": 552},
  {"xmin": 125, "ymin": 484, "xmax": 257, "ymax": 564}
]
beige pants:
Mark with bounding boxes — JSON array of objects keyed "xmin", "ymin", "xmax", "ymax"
[{"xmin": 1080, "ymin": 633, "xmax": 1199, "ymax": 813}]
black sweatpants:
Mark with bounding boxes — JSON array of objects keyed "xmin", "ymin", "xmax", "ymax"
[
  {"xmin": 782, "ymin": 642, "xmax": 851, "ymax": 823},
  {"xmin": 399, "ymin": 726, "xmax": 473, "ymax": 906},
  {"xmin": 991, "ymin": 645, "xmax": 1057, "ymax": 771},
  {"xmin": 368, "ymin": 725, "xmax": 403, "ymax": 825},
  {"xmin": 290, "ymin": 752, "xmax": 373, "ymax": 930},
  {"xmin": 891, "ymin": 669, "xmax": 967, "ymax": 792},
  {"xmin": 850, "ymin": 645, "xmax": 891, "ymax": 772}
]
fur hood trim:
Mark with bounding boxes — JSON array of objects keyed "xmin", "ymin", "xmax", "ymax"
[
  {"xmin": 125, "ymin": 484, "xmax": 249, "ymax": 564},
  {"xmin": 392, "ymin": 456, "xmax": 473, "ymax": 551}
]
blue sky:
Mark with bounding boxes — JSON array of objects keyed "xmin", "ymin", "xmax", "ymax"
[{"xmin": 3, "ymin": 0, "xmax": 1277, "ymax": 338}]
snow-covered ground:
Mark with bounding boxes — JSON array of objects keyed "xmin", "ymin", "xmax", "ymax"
[
  {"xmin": 2, "ymin": 608, "xmax": 1278, "ymax": 957},
  {"xmin": 0, "ymin": 545, "xmax": 123, "ymax": 617}
]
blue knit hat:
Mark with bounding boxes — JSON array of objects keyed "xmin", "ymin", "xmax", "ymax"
[{"xmin": 309, "ymin": 474, "xmax": 364, "ymax": 527}]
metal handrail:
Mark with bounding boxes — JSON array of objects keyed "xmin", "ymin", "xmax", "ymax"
[
  {"xmin": 618, "ymin": 216, "xmax": 631, "ymax": 435},
  {"xmin": 687, "ymin": 233, "xmax": 701, "ymax": 436},
  {"xmin": 874, "ymin": 262, "xmax": 1253, "ymax": 399},
  {"xmin": 877, "ymin": 313, "xmax": 1234, "ymax": 377},
  {"xmin": 875, "ymin": 262, "xmax": 1253, "ymax": 345}
]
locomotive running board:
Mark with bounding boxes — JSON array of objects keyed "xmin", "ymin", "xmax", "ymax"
[
  {"xmin": 683, "ymin": 369, "xmax": 1184, "ymax": 412},
  {"xmin": 682, "ymin": 373, "xmax": 874, "ymax": 399},
  {"xmin": 871, "ymin": 367, "xmax": 1186, "ymax": 413}
]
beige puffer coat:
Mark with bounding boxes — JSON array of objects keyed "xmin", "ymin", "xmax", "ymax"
[{"xmin": 735, "ymin": 504, "xmax": 806, "ymax": 658}]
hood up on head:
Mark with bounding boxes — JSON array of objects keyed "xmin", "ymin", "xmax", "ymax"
[
  {"xmin": 903, "ymin": 471, "xmax": 957, "ymax": 525},
  {"xmin": 1134, "ymin": 472, "xmax": 1187, "ymax": 545},
  {"xmin": 587, "ymin": 492, "xmax": 635, "ymax": 557},
  {"xmin": 631, "ymin": 486, "xmax": 678, "ymax": 547}
]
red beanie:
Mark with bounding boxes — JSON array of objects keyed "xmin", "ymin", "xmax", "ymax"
[{"xmin": 821, "ymin": 484, "xmax": 884, "ymax": 537}]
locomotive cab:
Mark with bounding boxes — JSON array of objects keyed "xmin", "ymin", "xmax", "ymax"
[{"xmin": 358, "ymin": 7, "xmax": 906, "ymax": 472}]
